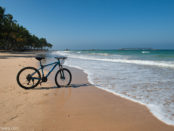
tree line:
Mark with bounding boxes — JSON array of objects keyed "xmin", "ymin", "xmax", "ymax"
[{"xmin": 0, "ymin": 6, "xmax": 52, "ymax": 51}]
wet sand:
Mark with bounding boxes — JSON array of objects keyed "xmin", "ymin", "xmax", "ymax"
[{"xmin": 0, "ymin": 52, "xmax": 174, "ymax": 131}]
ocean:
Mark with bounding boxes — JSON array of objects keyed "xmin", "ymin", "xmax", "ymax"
[{"xmin": 52, "ymin": 49, "xmax": 174, "ymax": 125}]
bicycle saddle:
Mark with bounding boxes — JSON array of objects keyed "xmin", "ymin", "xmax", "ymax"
[{"xmin": 35, "ymin": 56, "xmax": 45, "ymax": 61}]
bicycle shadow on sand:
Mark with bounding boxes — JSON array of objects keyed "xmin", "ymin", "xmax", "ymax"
[{"xmin": 32, "ymin": 83, "xmax": 93, "ymax": 90}]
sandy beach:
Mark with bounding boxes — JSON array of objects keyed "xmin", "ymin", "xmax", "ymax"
[{"xmin": 0, "ymin": 52, "xmax": 174, "ymax": 131}]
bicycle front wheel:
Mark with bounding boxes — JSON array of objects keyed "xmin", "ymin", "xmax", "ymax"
[
  {"xmin": 55, "ymin": 68, "xmax": 72, "ymax": 87},
  {"xmin": 17, "ymin": 67, "xmax": 41, "ymax": 89}
]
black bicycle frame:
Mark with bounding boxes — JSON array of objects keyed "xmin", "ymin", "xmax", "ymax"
[{"xmin": 32, "ymin": 60, "xmax": 62, "ymax": 80}]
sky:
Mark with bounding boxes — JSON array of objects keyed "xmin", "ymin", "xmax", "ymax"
[{"xmin": 0, "ymin": 0, "xmax": 174, "ymax": 50}]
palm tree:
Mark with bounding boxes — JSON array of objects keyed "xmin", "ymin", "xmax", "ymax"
[{"xmin": 0, "ymin": 6, "xmax": 53, "ymax": 51}]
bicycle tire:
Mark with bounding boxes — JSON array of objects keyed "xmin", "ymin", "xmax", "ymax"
[
  {"xmin": 55, "ymin": 68, "xmax": 72, "ymax": 87},
  {"xmin": 17, "ymin": 67, "xmax": 41, "ymax": 89}
]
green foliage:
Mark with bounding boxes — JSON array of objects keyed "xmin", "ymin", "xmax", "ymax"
[{"xmin": 0, "ymin": 6, "xmax": 52, "ymax": 51}]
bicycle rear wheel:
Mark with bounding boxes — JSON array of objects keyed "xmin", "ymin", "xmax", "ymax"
[
  {"xmin": 55, "ymin": 68, "xmax": 72, "ymax": 87},
  {"xmin": 17, "ymin": 67, "xmax": 41, "ymax": 89}
]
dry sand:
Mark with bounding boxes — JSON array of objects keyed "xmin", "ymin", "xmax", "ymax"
[{"xmin": 0, "ymin": 52, "xmax": 174, "ymax": 131}]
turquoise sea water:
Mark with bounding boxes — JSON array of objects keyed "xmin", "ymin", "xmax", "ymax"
[
  {"xmin": 53, "ymin": 50, "xmax": 174, "ymax": 125},
  {"xmin": 73, "ymin": 49, "xmax": 174, "ymax": 61}
]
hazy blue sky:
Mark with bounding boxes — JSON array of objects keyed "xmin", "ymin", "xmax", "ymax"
[{"xmin": 1, "ymin": 0, "xmax": 174, "ymax": 50}]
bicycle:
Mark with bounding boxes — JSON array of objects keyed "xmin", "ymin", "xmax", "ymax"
[{"xmin": 16, "ymin": 56, "xmax": 72, "ymax": 89}]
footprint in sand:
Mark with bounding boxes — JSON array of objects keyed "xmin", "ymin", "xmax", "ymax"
[
  {"xmin": 36, "ymin": 101, "xmax": 47, "ymax": 105},
  {"xmin": 16, "ymin": 104, "xmax": 22, "ymax": 109},
  {"xmin": 66, "ymin": 114, "xmax": 71, "ymax": 118},
  {"xmin": 9, "ymin": 115, "xmax": 18, "ymax": 121},
  {"xmin": 44, "ymin": 93, "xmax": 49, "ymax": 96},
  {"xmin": 4, "ymin": 115, "xmax": 19, "ymax": 124},
  {"xmin": 23, "ymin": 92, "xmax": 29, "ymax": 95}
]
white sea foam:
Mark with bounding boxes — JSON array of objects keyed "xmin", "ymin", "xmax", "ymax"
[
  {"xmin": 52, "ymin": 51, "xmax": 174, "ymax": 125},
  {"xmin": 142, "ymin": 51, "xmax": 150, "ymax": 54}
]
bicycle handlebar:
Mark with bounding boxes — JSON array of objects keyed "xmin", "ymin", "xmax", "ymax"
[{"xmin": 55, "ymin": 56, "xmax": 67, "ymax": 60}]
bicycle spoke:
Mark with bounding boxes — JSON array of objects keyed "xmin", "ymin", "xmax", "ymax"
[
  {"xmin": 55, "ymin": 69, "xmax": 71, "ymax": 87},
  {"xmin": 17, "ymin": 67, "xmax": 41, "ymax": 89}
]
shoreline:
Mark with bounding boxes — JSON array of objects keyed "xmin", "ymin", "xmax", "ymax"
[
  {"xmin": 76, "ymin": 65, "xmax": 174, "ymax": 126},
  {"xmin": 88, "ymin": 76, "xmax": 174, "ymax": 127},
  {"xmin": 67, "ymin": 65, "xmax": 174, "ymax": 127},
  {"xmin": 0, "ymin": 52, "xmax": 174, "ymax": 131}
]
